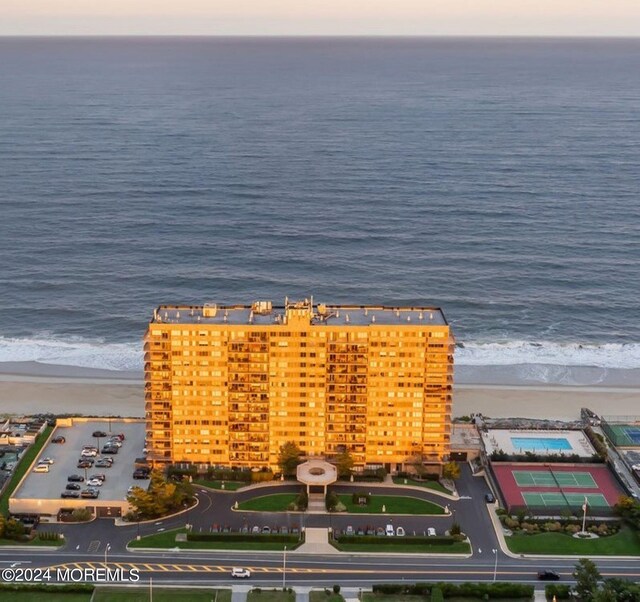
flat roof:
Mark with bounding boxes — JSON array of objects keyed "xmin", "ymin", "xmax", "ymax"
[{"xmin": 150, "ymin": 300, "xmax": 448, "ymax": 327}]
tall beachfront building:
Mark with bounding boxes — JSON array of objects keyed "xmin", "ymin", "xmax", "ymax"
[{"xmin": 145, "ymin": 299, "xmax": 453, "ymax": 473}]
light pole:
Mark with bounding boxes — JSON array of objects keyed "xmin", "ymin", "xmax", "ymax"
[
  {"xmin": 104, "ymin": 543, "xmax": 111, "ymax": 567},
  {"xmin": 492, "ymin": 548, "xmax": 498, "ymax": 582},
  {"xmin": 282, "ymin": 545, "xmax": 287, "ymax": 590}
]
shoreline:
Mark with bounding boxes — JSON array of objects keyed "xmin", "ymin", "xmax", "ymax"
[{"xmin": 0, "ymin": 361, "xmax": 638, "ymax": 422}]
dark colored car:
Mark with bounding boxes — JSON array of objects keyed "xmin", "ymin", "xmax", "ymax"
[
  {"xmin": 92, "ymin": 430, "xmax": 108, "ymax": 438},
  {"xmin": 81, "ymin": 488, "xmax": 100, "ymax": 499},
  {"xmin": 77, "ymin": 459, "xmax": 93, "ymax": 469},
  {"xmin": 102, "ymin": 446, "xmax": 118, "ymax": 454},
  {"xmin": 65, "ymin": 483, "xmax": 81, "ymax": 490},
  {"xmin": 537, "ymin": 571, "xmax": 560, "ymax": 581},
  {"xmin": 485, "ymin": 493, "xmax": 496, "ymax": 503},
  {"xmin": 68, "ymin": 474, "xmax": 85, "ymax": 482},
  {"xmin": 95, "ymin": 459, "xmax": 113, "ymax": 468},
  {"xmin": 61, "ymin": 491, "xmax": 80, "ymax": 498},
  {"xmin": 52, "ymin": 436, "xmax": 66, "ymax": 444},
  {"xmin": 133, "ymin": 468, "xmax": 150, "ymax": 479}
]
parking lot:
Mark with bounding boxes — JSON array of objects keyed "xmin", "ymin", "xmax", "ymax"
[{"xmin": 11, "ymin": 418, "xmax": 147, "ymax": 516}]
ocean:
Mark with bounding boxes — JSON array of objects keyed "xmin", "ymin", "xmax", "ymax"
[{"xmin": 1, "ymin": 37, "xmax": 639, "ymax": 383}]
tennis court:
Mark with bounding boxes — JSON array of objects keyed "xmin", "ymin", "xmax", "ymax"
[
  {"xmin": 603, "ymin": 424, "xmax": 640, "ymax": 447},
  {"xmin": 513, "ymin": 470, "xmax": 597, "ymax": 488},
  {"xmin": 522, "ymin": 492, "xmax": 609, "ymax": 508}
]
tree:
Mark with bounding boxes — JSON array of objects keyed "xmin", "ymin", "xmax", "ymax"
[
  {"xmin": 409, "ymin": 454, "xmax": 428, "ymax": 479},
  {"xmin": 573, "ymin": 558, "xmax": 601, "ymax": 601},
  {"xmin": 442, "ymin": 461, "xmax": 461, "ymax": 480},
  {"xmin": 3, "ymin": 518, "xmax": 25, "ymax": 540},
  {"xmin": 334, "ymin": 448, "xmax": 354, "ymax": 479},
  {"xmin": 127, "ymin": 469, "xmax": 195, "ymax": 520},
  {"xmin": 598, "ymin": 578, "xmax": 640, "ymax": 602},
  {"xmin": 277, "ymin": 442, "xmax": 303, "ymax": 477}
]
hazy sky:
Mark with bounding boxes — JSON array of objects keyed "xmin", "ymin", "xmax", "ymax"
[{"xmin": 1, "ymin": 0, "xmax": 640, "ymax": 36}]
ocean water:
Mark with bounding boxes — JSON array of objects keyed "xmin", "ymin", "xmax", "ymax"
[{"xmin": 1, "ymin": 38, "xmax": 639, "ymax": 379}]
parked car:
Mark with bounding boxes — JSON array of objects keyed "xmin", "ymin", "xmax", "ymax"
[
  {"xmin": 77, "ymin": 460, "xmax": 93, "ymax": 469},
  {"xmin": 485, "ymin": 493, "xmax": 496, "ymax": 503},
  {"xmin": 86, "ymin": 478, "xmax": 103, "ymax": 487},
  {"xmin": 396, "ymin": 526, "xmax": 406, "ymax": 537},
  {"xmin": 65, "ymin": 483, "xmax": 81, "ymax": 490},
  {"xmin": 81, "ymin": 488, "xmax": 100, "ymax": 499},
  {"xmin": 261, "ymin": 526, "xmax": 271, "ymax": 534},
  {"xmin": 52, "ymin": 436, "xmax": 66, "ymax": 444},
  {"xmin": 61, "ymin": 491, "xmax": 80, "ymax": 498},
  {"xmin": 385, "ymin": 524, "xmax": 395, "ymax": 536},
  {"xmin": 132, "ymin": 468, "xmax": 150, "ymax": 479},
  {"xmin": 82, "ymin": 445, "xmax": 98, "ymax": 451},
  {"xmin": 89, "ymin": 474, "xmax": 106, "ymax": 482},
  {"xmin": 106, "ymin": 439, "xmax": 122, "ymax": 448},
  {"xmin": 231, "ymin": 568, "xmax": 251, "ymax": 579},
  {"xmin": 95, "ymin": 458, "xmax": 113, "ymax": 468},
  {"xmin": 376, "ymin": 527, "xmax": 385, "ymax": 536},
  {"xmin": 251, "ymin": 526, "xmax": 260, "ymax": 534},
  {"xmin": 102, "ymin": 446, "xmax": 119, "ymax": 454},
  {"xmin": 68, "ymin": 474, "xmax": 85, "ymax": 482},
  {"xmin": 356, "ymin": 526, "xmax": 365, "ymax": 536},
  {"xmin": 33, "ymin": 464, "xmax": 49, "ymax": 473},
  {"xmin": 427, "ymin": 527, "xmax": 436, "ymax": 537},
  {"xmin": 537, "ymin": 571, "xmax": 560, "ymax": 581},
  {"xmin": 80, "ymin": 449, "xmax": 97, "ymax": 457},
  {"xmin": 345, "ymin": 525, "xmax": 354, "ymax": 536},
  {"xmin": 92, "ymin": 430, "xmax": 108, "ymax": 438}
]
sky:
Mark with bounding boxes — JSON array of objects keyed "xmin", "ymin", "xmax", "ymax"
[{"xmin": 1, "ymin": 0, "xmax": 640, "ymax": 36}]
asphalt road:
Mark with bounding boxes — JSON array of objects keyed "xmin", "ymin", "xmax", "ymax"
[{"xmin": 1, "ymin": 467, "xmax": 639, "ymax": 587}]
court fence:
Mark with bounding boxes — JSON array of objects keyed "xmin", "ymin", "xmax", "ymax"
[{"xmin": 601, "ymin": 417, "xmax": 640, "ymax": 448}]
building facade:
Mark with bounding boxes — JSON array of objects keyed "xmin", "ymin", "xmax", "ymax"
[{"xmin": 145, "ymin": 299, "xmax": 453, "ymax": 472}]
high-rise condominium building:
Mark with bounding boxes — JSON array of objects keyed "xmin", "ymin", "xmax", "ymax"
[{"xmin": 145, "ymin": 298, "xmax": 453, "ymax": 473}]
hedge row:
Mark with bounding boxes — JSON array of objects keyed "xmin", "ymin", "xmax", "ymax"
[
  {"xmin": 545, "ymin": 584, "xmax": 572, "ymax": 600},
  {"xmin": 335, "ymin": 535, "xmax": 460, "ymax": 546},
  {"xmin": 0, "ymin": 583, "xmax": 94, "ymax": 593},
  {"xmin": 187, "ymin": 533, "xmax": 300, "ymax": 543},
  {"xmin": 373, "ymin": 582, "xmax": 534, "ymax": 598}
]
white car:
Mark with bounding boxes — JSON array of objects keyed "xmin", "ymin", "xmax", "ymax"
[
  {"xmin": 86, "ymin": 478, "xmax": 103, "ymax": 487},
  {"xmin": 231, "ymin": 568, "xmax": 251, "ymax": 579},
  {"xmin": 38, "ymin": 457, "xmax": 55, "ymax": 465},
  {"xmin": 81, "ymin": 449, "xmax": 97, "ymax": 457},
  {"xmin": 385, "ymin": 524, "xmax": 395, "ymax": 536},
  {"xmin": 427, "ymin": 527, "xmax": 436, "ymax": 537},
  {"xmin": 396, "ymin": 526, "xmax": 405, "ymax": 537}
]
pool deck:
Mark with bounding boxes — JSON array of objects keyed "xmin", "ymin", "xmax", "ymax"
[{"xmin": 483, "ymin": 428, "xmax": 595, "ymax": 457}]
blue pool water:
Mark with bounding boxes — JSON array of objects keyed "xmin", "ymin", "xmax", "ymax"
[{"xmin": 511, "ymin": 437, "xmax": 572, "ymax": 452}]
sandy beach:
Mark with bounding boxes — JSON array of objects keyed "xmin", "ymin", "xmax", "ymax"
[{"xmin": 0, "ymin": 361, "xmax": 638, "ymax": 421}]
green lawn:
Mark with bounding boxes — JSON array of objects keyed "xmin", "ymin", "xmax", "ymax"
[
  {"xmin": 309, "ymin": 593, "xmax": 344, "ymax": 602},
  {"xmin": 506, "ymin": 526, "xmax": 640, "ymax": 556},
  {"xmin": 237, "ymin": 494, "xmax": 298, "ymax": 512},
  {"xmin": 391, "ymin": 477, "xmax": 452, "ymax": 494},
  {"xmin": 129, "ymin": 528, "xmax": 300, "ymax": 551},
  {"xmin": 193, "ymin": 479, "xmax": 246, "ymax": 491},
  {"xmin": 93, "ymin": 587, "xmax": 231, "ymax": 602},
  {"xmin": 0, "ymin": 593, "xmax": 91, "ymax": 602},
  {"xmin": 0, "ymin": 535, "xmax": 62, "ymax": 546},
  {"xmin": 247, "ymin": 590, "xmax": 295, "ymax": 602},
  {"xmin": 363, "ymin": 596, "xmax": 529, "ymax": 602},
  {"xmin": 332, "ymin": 540, "xmax": 471, "ymax": 554},
  {"xmin": 338, "ymin": 495, "xmax": 445, "ymax": 515},
  {"xmin": 0, "ymin": 425, "xmax": 53, "ymax": 515}
]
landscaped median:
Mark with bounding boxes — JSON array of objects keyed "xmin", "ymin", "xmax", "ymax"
[
  {"xmin": 391, "ymin": 477, "xmax": 453, "ymax": 495},
  {"xmin": 365, "ymin": 582, "xmax": 533, "ymax": 601},
  {"xmin": 331, "ymin": 533, "xmax": 470, "ymax": 554},
  {"xmin": 129, "ymin": 527, "xmax": 303, "ymax": 551},
  {"xmin": 193, "ymin": 479, "xmax": 246, "ymax": 491}
]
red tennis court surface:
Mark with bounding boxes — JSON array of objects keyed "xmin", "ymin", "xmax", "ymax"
[{"xmin": 492, "ymin": 463, "xmax": 624, "ymax": 513}]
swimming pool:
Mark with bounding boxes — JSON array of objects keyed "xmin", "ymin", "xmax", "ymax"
[{"xmin": 511, "ymin": 437, "xmax": 572, "ymax": 452}]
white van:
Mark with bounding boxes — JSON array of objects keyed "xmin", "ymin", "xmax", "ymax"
[
  {"xmin": 33, "ymin": 464, "xmax": 49, "ymax": 473},
  {"xmin": 385, "ymin": 524, "xmax": 395, "ymax": 536}
]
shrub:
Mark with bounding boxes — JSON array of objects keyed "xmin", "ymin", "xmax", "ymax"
[
  {"xmin": 70, "ymin": 508, "xmax": 92, "ymax": 522},
  {"xmin": 326, "ymin": 491, "xmax": 339, "ymax": 512},
  {"xmin": 333, "ymin": 585, "xmax": 340, "ymax": 594},
  {"xmin": 450, "ymin": 522, "xmax": 461, "ymax": 536},
  {"xmin": 430, "ymin": 586, "xmax": 444, "ymax": 602},
  {"xmin": 545, "ymin": 583, "xmax": 572, "ymax": 599}
]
